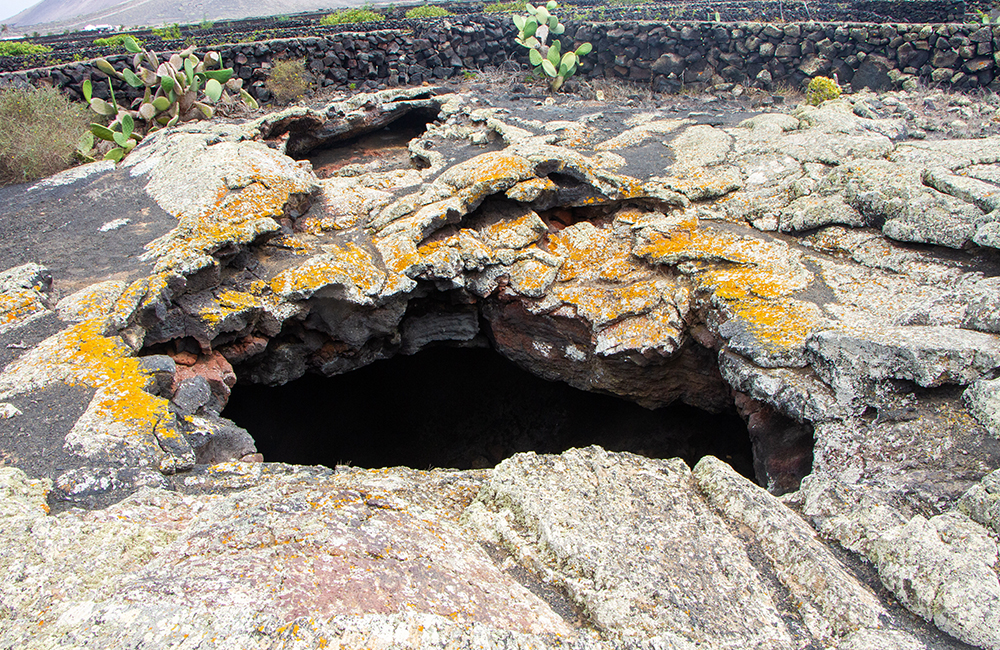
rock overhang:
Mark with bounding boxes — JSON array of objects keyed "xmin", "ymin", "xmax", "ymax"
[{"xmin": 0, "ymin": 85, "xmax": 1000, "ymax": 648}]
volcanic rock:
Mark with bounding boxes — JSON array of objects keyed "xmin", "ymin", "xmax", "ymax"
[{"xmin": 0, "ymin": 86, "xmax": 998, "ymax": 648}]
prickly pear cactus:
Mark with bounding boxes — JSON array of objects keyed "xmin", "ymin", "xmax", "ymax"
[
  {"xmin": 513, "ymin": 1, "xmax": 592, "ymax": 91},
  {"xmin": 84, "ymin": 36, "xmax": 259, "ymax": 161}
]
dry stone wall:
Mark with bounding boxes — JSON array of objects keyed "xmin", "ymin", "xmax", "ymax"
[{"xmin": 3, "ymin": 16, "xmax": 1000, "ymax": 104}]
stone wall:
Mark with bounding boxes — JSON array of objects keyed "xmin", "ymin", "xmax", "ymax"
[{"xmin": 3, "ymin": 16, "xmax": 999, "ymax": 102}]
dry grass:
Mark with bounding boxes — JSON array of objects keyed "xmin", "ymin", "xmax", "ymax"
[
  {"xmin": 578, "ymin": 77, "xmax": 655, "ymax": 103},
  {"xmin": 771, "ymin": 80, "xmax": 806, "ymax": 104},
  {"xmin": 266, "ymin": 59, "xmax": 311, "ymax": 105},
  {"xmin": 0, "ymin": 85, "xmax": 90, "ymax": 186},
  {"xmin": 470, "ymin": 59, "xmax": 527, "ymax": 88}
]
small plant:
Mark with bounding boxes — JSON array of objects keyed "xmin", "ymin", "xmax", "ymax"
[
  {"xmin": 198, "ymin": 17, "xmax": 214, "ymax": 30},
  {"xmin": 975, "ymin": 8, "xmax": 1000, "ymax": 23},
  {"xmin": 462, "ymin": 69, "xmax": 478, "ymax": 80},
  {"xmin": 805, "ymin": 75, "xmax": 841, "ymax": 105},
  {"xmin": 405, "ymin": 5, "xmax": 453, "ymax": 18},
  {"xmin": 93, "ymin": 34, "xmax": 144, "ymax": 49},
  {"xmin": 151, "ymin": 23, "xmax": 183, "ymax": 40},
  {"xmin": 84, "ymin": 35, "xmax": 258, "ymax": 161},
  {"xmin": 349, "ymin": 82, "xmax": 357, "ymax": 90},
  {"xmin": 0, "ymin": 86, "xmax": 90, "ymax": 186},
  {"xmin": 319, "ymin": 8, "xmax": 385, "ymax": 25},
  {"xmin": 0, "ymin": 41, "xmax": 53, "ymax": 56},
  {"xmin": 513, "ymin": 0, "xmax": 592, "ymax": 92},
  {"xmin": 485, "ymin": 1, "xmax": 522, "ymax": 11},
  {"xmin": 266, "ymin": 58, "xmax": 310, "ymax": 104}
]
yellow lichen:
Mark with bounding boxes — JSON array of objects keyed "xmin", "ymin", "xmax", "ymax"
[
  {"xmin": 269, "ymin": 242, "xmax": 387, "ymax": 302},
  {"xmin": 634, "ymin": 214, "xmax": 821, "ymax": 354},
  {"xmin": 0, "ymin": 290, "xmax": 45, "ymax": 326},
  {"xmin": 57, "ymin": 281, "xmax": 128, "ymax": 323},
  {"xmin": 143, "ymin": 163, "xmax": 314, "ymax": 273},
  {"xmin": 198, "ymin": 289, "xmax": 263, "ymax": 326},
  {"xmin": 595, "ymin": 304, "xmax": 685, "ymax": 356},
  {"xmin": 730, "ymin": 297, "xmax": 824, "ymax": 349},
  {"xmin": 552, "ymin": 280, "xmax": 667, "ymax": 328},
  {"xmin": 0, "ymin": 318, "xmax": 176, "ymax": 443},
  {"xmin": 374, "ymin": 233, "xmax": 424, "ymax": 277},
  {"xmin": 548, "ymin": 222, "xmax": 642, "ymax": 283}
]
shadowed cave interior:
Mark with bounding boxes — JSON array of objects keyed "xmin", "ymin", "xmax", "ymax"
[{"xmin": 223, "ymin": 345, "xmax": 760, "ymax": 481}]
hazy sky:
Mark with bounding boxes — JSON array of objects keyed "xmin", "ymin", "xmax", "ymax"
[{"xmin": 0, "ymin": 0, "xmax": 39, "ymax": 23}]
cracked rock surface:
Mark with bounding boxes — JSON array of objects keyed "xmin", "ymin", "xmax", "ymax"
[{"xmin": 0, "ymin": 86, "xmax": 999, "ymax": 648}]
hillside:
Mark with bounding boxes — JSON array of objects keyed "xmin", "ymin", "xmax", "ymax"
[{"xmin": 4, "ymin": 0, "xmax": 362, "ymax": 32}]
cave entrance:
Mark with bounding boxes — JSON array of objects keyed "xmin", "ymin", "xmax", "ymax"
[
  {"xmin": 306, "ymin": 110, "xmax": 437, "ymax": 178},
  {"xmin": 222, "ymin": 346, "xmax": 758, "ymax": 480}
]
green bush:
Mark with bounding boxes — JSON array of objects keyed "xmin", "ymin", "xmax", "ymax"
[
  {"xmin": 151, "ymin": 23, "xmax": 182, "ymax": 39},
  {"xmin": 806, "ymin": 76, "xmax": 841, "ymax": 106},
  {"xmin": 0, "ymin": 86, "xmax": 90, "ymax": 186},
  {"xmin": 405, "ymin": 5, "xmax": 453, "ymax": 18},
  {"xmin": 319, "ymin": 8, "xmax": 385, "ymax": 24},
  {"xmin": 93, "ymin": 34, "xmax": 143, "ymax": 49},
  {"xmin": 266, "ymin": 58, "xmax": 311, "ymax": 104},
  {"xmin": 485, "ymin": 1, "xmax": 522, "ymax": 12},
  {"xmin": 0, "ymin": 41, "xmax": 53, "ymax": 56}
]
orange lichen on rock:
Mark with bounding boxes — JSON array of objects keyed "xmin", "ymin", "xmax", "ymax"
[
  {"xmin": 441, "ymin": 151, "xmax": 536, "ymax": 195},
  {"xmin": 57, "ymin": 281, "xmax": 129, "ymax": 323},
  {"xmin": 595, "ymin": 304, "xmax": 686, "ymax": 356},
  {"xmin": 505, "ymin": 177, "xmax": 558, "ymax": 203},
  {"xmin": 0, "ymin": 318, "xmax": 177, "ymax": 458},
  {"xmin": 269, "ymin": 242, "xmax": 390, "ymax": 303},
  {"xmin": 108, "ymin": 273, "xmax": 174, "ymax": 330},
  {"xmin": 548, "ymin": 222, "xmax": 643, "ymax": 283},
  {"xmin": 198, "ymin": 289, "xmax": 263, "ymax": 327},
  {"xmin": 634, "ymin": 213, "xmax": 821, "ymax": 356},
  {"xmin": 728, "ymin": 296, "xmax": 826, "ymax": 350},
  {"xmin": 475, "ymin": 206, "xmax": 547, "ymax": 251},
  {"xmin": 551, "ymin": 279, "xmax": 670, "ymax": 328},
  {"xmin": 143, "ymin": 164, "xmax": 315, "ymax": 274},
  {"xmin": 416, "ymin": 230, "xmax": 493, "ymax": 277},
  {"xmin": 0, "ymin": 290, "xmax": 46, "ymax": 328},
  {"xmin": 374, "ymin": 232, "xmax": 425, "ymax": 278},
  {"xmin": 508, "ymin": 256, "xmax": 561, "ymax": 298}
]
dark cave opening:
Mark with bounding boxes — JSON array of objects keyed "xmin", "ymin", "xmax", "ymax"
[{"xmin": 222, "ymin": 346, "xmax": 759, "ymax": 481}]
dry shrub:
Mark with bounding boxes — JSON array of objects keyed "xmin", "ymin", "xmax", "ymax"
[
  {"xmin": 266, "ymin": 59, "xmax": 311, "ymax": 105},
  {"xmin": 579, "ymin": 77, "xmax": 655, "ymax": 103},
  {"xmin": 473, "ymin": 58, "xmax": 527, "ymax": 89},
  {"xmin": 0, "ymin": 85, "xmax": 90, "ymax": 186}
]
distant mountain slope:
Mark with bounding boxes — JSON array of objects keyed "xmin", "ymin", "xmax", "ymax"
[
  {"xmin": 6, "ymin": 0, "xmax": 128, "ymax": 26},
  {"xmin": 6, "ymin": 0, "xmax": 363, "ymax": 31}
]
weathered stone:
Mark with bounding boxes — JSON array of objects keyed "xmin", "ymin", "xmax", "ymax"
[
  {"xmin": 465, "ymin": 447, "xmax": 797, "ymax": 648},
  {"xmin": 873, "ymin": 512, "xmax": 1000, "ymax": 649},
  {"xmin": 807, "ymin": 326, "xmax": 1000, "ymax": 406},
  {"xmin": 694, "ymin": 456, "xmax": 887, "ymax": 641},
  {"xmin": 651, "ymin": 52, "xmax": 684, "ymax": 76},
  {"xmin": 0, "ymin": 263, "xmax": 52, "ymax": 333},
  {"xmin": 852, "ymin": 55, "xmax": 893, "ymax": 91},
  {"xmin": 965, "ymin": 377, "xmax": 1000, "ymax": 438}
]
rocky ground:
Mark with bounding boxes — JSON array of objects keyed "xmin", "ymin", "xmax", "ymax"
[{"xmin": 1, "ymin": 80, "xmax": 1000, "ymax": 648}]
